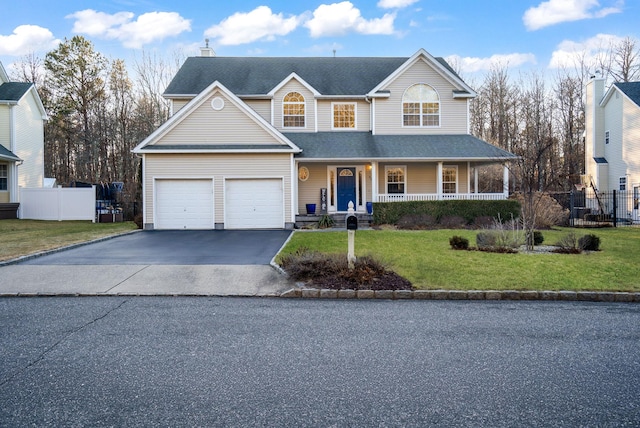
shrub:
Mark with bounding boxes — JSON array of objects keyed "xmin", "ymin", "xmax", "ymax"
[
  {"xmin": 476, "ymin": 232, "xmax": 496, "ymax": 249},
  {"xmin": 533, "ymin": 231, "xmax": 544, "ymax": 245},
  {"xmin": 554, "ymin": 233, "xmax": 582, "ymax": 254},
  {"xmin": 317, "ymin": 214, "xmax": 335, "ymax": 229},
  {"xmin": 579, "ymin": 234, "xmax": 601, "ymax": 251},
  {"xmin": 449, "ymin": 236, "xmax": 469, "ymax": 250},
  {"xmin": 473, "ymin": 216, "xmax": 495, "ymax": 229},
  {"xmin": 511, "ymin": 192, "xmax": 570, "ymax": 228},
  {"xmin": 397, "ymin": 214, "xmax": 437, "ymax": 230},
  {"xmin": 133, "ymin": 213, "xmax": 143, "ymax": 229},
  {"xmin": 372, "ymin": 200, "xmax": 521, "ymax": 227}
]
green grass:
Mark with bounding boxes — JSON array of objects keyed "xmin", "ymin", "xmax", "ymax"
[
  {"xmin": 278, "ymin": 228, "xmax": 640, "ymax": 292},
  {"xmin": 0, "ymin": 220, "xmax": 138, "ymax": 262}
]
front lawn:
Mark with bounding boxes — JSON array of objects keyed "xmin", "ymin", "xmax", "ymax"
[
  {"xmin": 0, "ymin": 220, "xmax": 138, "ymax": 262},
  {"xmin": 277, "ymin": 228, "xmax": 640, "ymax": 292}
]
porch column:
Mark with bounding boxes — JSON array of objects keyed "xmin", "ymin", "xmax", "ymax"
[
  {"xmin": 474, "ymin": 166, "xmax": 479, "ymax": 194},
  {"xmin": 502, "ymin": 163, "xmax": 509, "ymax": 196},
  {"xmin": 467, "ymin": 162, "xmax": 471, "ymax": 195},
  {"xmin": 371, "ymin": 161, "xmax": 378, "ymax": 202},
  {"xmin": 292, "ymin": 156, "xmax": 299, "ymax": 216},
  {"xmin": 437, "ymin": 161, "xmax": 443, "ymax": 200}
]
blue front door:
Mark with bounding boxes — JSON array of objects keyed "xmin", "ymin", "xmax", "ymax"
[{"xmin": 337, "ymin": 167, "xmax": 356, "ymax": 211}]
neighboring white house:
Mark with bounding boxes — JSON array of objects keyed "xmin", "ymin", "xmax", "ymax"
[
  {"xmin": 0, "ymin": 61, "xmax": 47, "ymax": 218},
  {"xmin": 584, "ymin": 78, "xmax": 640, "ymax": 221},
  {"xmin": 133, "ymin": 48, "xmax": 516, "ymax": 230}
]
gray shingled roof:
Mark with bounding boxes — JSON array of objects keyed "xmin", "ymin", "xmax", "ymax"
[
  {"xmin": 0, "ymin": 82, "xmax": 32, "ymax": 102},
  {"xmin": 0, "ymin": 144, "xmax": 21, "ymax": 162},
  {"xmin": 165, "ymin": 57, "xmax": 413, "ymax": 96},
  {"xmin": 284, "ymin": 132, "xmax": 516, "ymax": 160},
  {"xmin": 614, "ymin": 82, "xmax": 640, "ymax": 106}
]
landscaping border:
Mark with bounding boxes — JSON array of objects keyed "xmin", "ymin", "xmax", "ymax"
[{"xmin": 280, "ymin": 287, "xmax": 640, "ymax": 303}]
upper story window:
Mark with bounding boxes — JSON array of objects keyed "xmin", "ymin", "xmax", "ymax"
[
  {"xmin": 619, "ymin": 176, "xmax": 627, "ymax": 191},
  {"xmin": 0, "ymin": 164, "xmax": 7, "ymax": 191},
  {"xmin": 403, "ymin": 84, "xmax": 440, "ymax": 127},
  {"xmin": 605, "ymin": 130, "xmax": 610, "ymax": 144},
  {"xmin": 283, "ymin": 92, "xmax": 305, "ymax": 128},
  {"xmin": 332, "ymin": 103, "xmax": 356, "ymax": 129}
]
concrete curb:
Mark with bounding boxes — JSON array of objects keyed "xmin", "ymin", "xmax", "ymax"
[
  {"xmin": 279, "ymin": 288, "xmax": 640, "ymax": 303},
  {"xmin": 0, "ymin": 229, "xmax": 142, "ymax": 267}
]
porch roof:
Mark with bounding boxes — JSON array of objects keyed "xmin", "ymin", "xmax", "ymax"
[
  {"xmin": 0, "ymin": 144, "xmax": 21, "ymax": 162},
  {"xmin": 285, "ymin": 132, "xmax": 517, "ymax": 161}
]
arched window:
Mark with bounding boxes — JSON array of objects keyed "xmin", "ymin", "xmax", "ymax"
[
  {"xmin": 402, "ymin": 84, "xmax": 440, "ymax": 127},
  {"xmin": 283, "ymin": 92, "xmax": 305, "ymax": 128}
]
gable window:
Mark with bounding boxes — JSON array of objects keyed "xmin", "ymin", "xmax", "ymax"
[
  {"xmin": 442, "ymin": 166, "xmax": 458, "ymax": 194},
  {"xmin": 283, "ymin": 92, "xmax": 305, "ymax": 128},
  {"xmin": 403, "ymin": 84, "xmax": 440, "ymax": 127},
  {"xmin": 386, "ymin": 166, "xmax": 406, "ymax": 194},
  {"xmin": 605, "ymin": 130, "xmax": 610, "ymax": 144},
  {"xmin": 332, "ymin": 103, "xmax": 356, "ymax": 129},
  {"xmin": 619, "ymin": 176, "xmax": 627, "ymax": 191},
  {"xmin": 0, "ymin": 164, "xmax": 7, "ymax": 191}
]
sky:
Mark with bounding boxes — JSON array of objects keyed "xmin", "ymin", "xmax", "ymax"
[{"xmin": 0, "ymin": 0, "xmax": 638, "ymax": 82}]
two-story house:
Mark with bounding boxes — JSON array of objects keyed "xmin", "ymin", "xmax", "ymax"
[
  {"xmin": 0, "ymin": 62, "xmax": 47, "ymax": 219},
  {"xmin": 585, "ymin": 77, "xmax": 640, "ymax": 222},
  {"xmin": 133, "ymin": 48, "xmax": 516, "ymax": 230}
]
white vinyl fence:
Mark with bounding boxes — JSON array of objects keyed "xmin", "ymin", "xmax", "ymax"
[{"xmin": 19, "ymin": 186, "xmax": 96, "ymax": 221}]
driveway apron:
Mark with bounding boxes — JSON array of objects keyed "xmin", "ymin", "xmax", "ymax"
[{"xmin": 0, "ymin": 230, "xmax": 294, "ymax": 296}]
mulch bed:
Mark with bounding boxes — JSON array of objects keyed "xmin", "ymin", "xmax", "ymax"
[{"xmin": 305, "ymin": 271, "xmax": 413, "ymax": 291}]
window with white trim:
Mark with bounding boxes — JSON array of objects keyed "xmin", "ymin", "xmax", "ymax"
[
  {"xmin": 332, "ymin": 103, "xmax": 356, "ymax": 129},
  {"xmin": 442, "ymin": 166, "xmax": 458, "ymax": 194},
  {"xmin": 386, "ymin": 166, "xmax": 406, "ymax": 194},
  {"xmin": 283, "ymin": 92, "xmax": 305, "ymax": 128},
  {"xmin": 0, "ymin": 164, "xmax": 7, "ymax": 191},
  {"xmin": 605, "ymin": 130, "xmax": 610, "ymax": 144},
  {"xmin": 403, "ymin": 84, "xmax": 440, "ymax": 127},
  {"xmin": 619, "ymin": 176, "xmax": 627, "ymax": 191}
]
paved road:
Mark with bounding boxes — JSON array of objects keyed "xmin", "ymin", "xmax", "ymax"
[{"xmin": 1, "ymin": 298, "xmax": 638, "ymax": 426}]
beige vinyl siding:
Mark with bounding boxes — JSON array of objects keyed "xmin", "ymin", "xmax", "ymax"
[
  {"xmin": 14, "ymin": 92, "xmax": 44, "ymax": 188},
  {"xmin": 273, "ymin": 80, "xmax": 315, "ymax": 132},
  {"xmin": 621, "ymin": 96, "xmax": 640, "ymax": 187},
  {"xmin": 297, "ymin": 163, "xmax": 329, "ymax": 213},
  {"xmin": 374, "ymin": 59, "xmax": 469, "ymax": 135},
  {"xmin": 0, "ymin": 105, "xmax": 10, "ymax": 149},
  {"xmin": 316, "ymin": 100, "xmax": 371, "ymax": 131},
  {"xmin": 157, "ymin": 91, "xmax": 283, "ymax": 146},
  {"xmin": 144, "ymin": 153, "xmax": 292, "ymax": 225},
  {"xmin": 171, "ymin": 99, "xmax": 190, "ymax": 114},
  {"xmin": 244, "ymin": 100, "xmax": 271, "ymax": 123}
]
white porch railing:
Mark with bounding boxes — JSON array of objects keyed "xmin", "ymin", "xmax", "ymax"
[{"xmin": 376, "ymin": 193, "xmax": 507, "ymax": 202}]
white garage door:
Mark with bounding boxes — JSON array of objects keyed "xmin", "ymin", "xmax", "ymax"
[
  {"xmin": 225, "ymin": 179, "xmax": 284, "ymax": 229},
  {"xmin": 156, "ymin": 179, "xmax": 213, "ymax": 229}
]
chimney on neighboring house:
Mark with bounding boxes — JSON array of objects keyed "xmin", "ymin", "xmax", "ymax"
[
  {"xmin": 200, "ymin": 39, "xmax": 215, "ymax": 57},
  {"xmin": 584, "ymin": 72, "xmax": 606, "ymax": 189}
]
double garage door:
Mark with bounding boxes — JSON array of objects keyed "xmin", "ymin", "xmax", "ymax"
[{"xmin": 155, "ymin": 178, "xmax": 283, "ymax": 229}]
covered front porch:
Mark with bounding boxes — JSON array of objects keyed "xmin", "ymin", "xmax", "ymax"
[{"xmin": 295, "ymin": 160, "xmax": 510, "ymax": 215}]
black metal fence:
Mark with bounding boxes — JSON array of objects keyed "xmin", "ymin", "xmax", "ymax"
[{"xmin": 563, "ymin": 189, "xmax": 640, "ymax": 227}]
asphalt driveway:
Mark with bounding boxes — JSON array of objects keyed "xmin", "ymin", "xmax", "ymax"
[
  {"xmin": 21, "ymin": 230, "xmax": 293, "ymax": 265},
  {"xmin": 0, "ymin": 230, "xmax": 295, "ymax": 296}
]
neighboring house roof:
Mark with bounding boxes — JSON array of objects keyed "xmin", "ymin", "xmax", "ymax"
[
  {"xmin": 0, "ymin": 144, "xmax": 21, "ymax": 162},
  {"xmin": 0, "ymin": 82, "xmax": 33, "ymax": 103},
  {"xmin": 285, "ymin": 132, "xmax": 516, "ymax": 161},
  {"xmin": 613, "ymin": 82, "xmax": 640, "ymax": 107}
]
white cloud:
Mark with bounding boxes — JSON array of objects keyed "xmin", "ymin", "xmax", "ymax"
[
  {"xmin": 377, "ymin": 0, "xmax": 419, "ymax": 8},
  {"xmin": 0, "ymin": 25, "xmax": 60, "ymax": 56},
  {"xmin": 305, "ymin": 2, "xmax": 396, "ymax": 37},
  {"xmin": 446, "ymin": 53, "xmax": 537, "ymax": 73},
  {"xmin": 204, "ymin": 6, "xmax": 300, "ymax": 46},
  {"xmin": 523, "ymin": 0, "xmax": 623, "ymax": 31},
  {"xmin": 548, "ymin": 33, "xmax": 624, "ymax": 68},
  {"xmin": 67, "ymin": 9, "xmax": 191, "ymax": 49}
]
